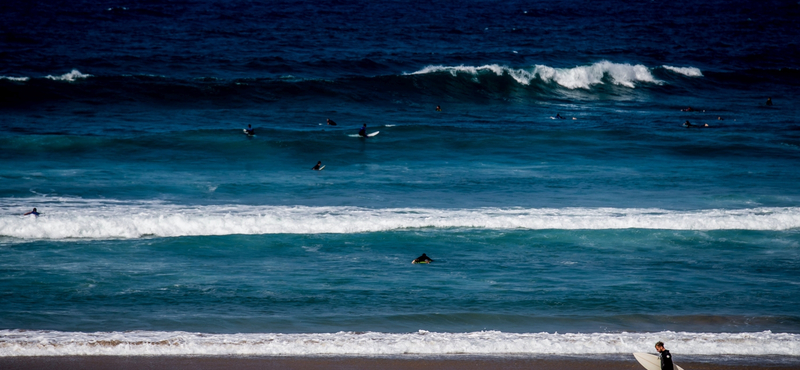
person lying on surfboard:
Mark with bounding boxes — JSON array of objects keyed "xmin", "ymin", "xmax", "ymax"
[
  {"xmin": 358, "ymin": 124, "xmax": 368, "ymax": 137},
  {"xmin": 327, "ymin": 118, "xmax": 337, "ymax": 126},
  {"xmin": 23, "ymin": 208, "xmax": 41, "ymax": 217},
  {"xmin": 555, "ymin": 113, "xmax": 565, "ymax": 119},
  {"xmin": 655, "ymin": 341, "xmax": 674, "ymax": 370},
  {"xmin": 412, "ymin": 253, "xmax": 433, "ymax": 264},
  {"xmin": 312, "ymin": 161, "xmax": 323, "ymax": 170}
]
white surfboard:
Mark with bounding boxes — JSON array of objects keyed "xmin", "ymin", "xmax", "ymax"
[
  {"xmin": 633, "ymin": 353, "xmax": 685, "ymax": 370},
  {"xmin": 318, "ymin": 165, "xmax": 325, "ymax": 170},
  {"xmin": 348, "ymin": 131, "xmax": 380, "ymax": 137}
]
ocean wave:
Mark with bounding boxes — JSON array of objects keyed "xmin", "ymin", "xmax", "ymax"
[
  {"xmin": 662, "ymin": 65, "xmax": 703, "ymax": 77},
  {"xmin": 409, "ymin": 61, "xmax": 674, "ymax": 89},
  {"xmin": 0, "ymin": 76, "xmax": 29, "ymax": 82},
  {"xmin": 0, "ymin": 329, "xmax": 797, "ymax": 357},
  {"xmin": 44, "ymin": 69, "xmax": 92, "ymax": 82},
  {"xmin": 2, "ymin": 199, "xmax": 799, "ymax": 240}
]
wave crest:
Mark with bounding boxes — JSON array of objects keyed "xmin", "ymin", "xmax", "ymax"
[{"xmin": 409, "ymin": 61, "xmax": 675, "ymax": 89}]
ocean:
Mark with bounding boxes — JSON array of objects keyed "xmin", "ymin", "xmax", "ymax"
[{"xmin": 1, "ymin": 0, "xmax": 800, "ymax": 362}]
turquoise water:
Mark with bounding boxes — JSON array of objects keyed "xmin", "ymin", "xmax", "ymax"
[{"xmin": 2, "ymin": 0, "xmax": 800, "ymax": 358}]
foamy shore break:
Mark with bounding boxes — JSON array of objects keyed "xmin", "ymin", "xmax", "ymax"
[{"xmin": 1, "ymin": 330, "xmax": 798, "ymax": 357}]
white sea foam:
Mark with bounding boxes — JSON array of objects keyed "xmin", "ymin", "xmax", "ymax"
[
  {"xmin": 662, "ymin": 65, "xmax": 704, "ymax": 77},
  {"xmin": 45, "ymin": 69, "xmax": 92, "ymax": 82},
  {"xmin": 409, "ymin": 61, "xmax": 676, "ymax": 89},
  {"xmin": 0, "ymin": 330, "xmax": 797, "ymax": 357},
  {"xmin": 1, "ymin": 198, "xmax": 799, "ymax": 240},
  {"xmin": 0, "ymin": 76, "xmax": 29, "ymax": 81}
]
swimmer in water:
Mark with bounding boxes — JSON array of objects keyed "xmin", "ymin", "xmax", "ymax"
[
  {"xmin": 412, "ymin": 253, "xmax": 434, "ymax": 264},
  {"xmin": 23, "ymin": 208, "xmax": 41, "ymax": 217}
]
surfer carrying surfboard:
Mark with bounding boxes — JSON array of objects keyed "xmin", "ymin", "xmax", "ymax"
[{"xmin": 655, "ymin": 342, "xmax": 674, "ymax": 370}]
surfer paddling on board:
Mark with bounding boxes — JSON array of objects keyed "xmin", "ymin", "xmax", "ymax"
[
  {"xmin": 327, "ymin": 118, "xmax": 337, "ymax": 126},
  {"xmin": 555, "ymin": 113, "xmax": 565, "ymax": 119},
  {"xmin": 683, "ymin": 120, "xmax": 708, "ymax": 128},
  {"xmin": 412, "ymin": 253, "xmax": 433, "ymax": 264},
  {"xmin": 23, "ymin": 208, "xmax": 41, "ymax": 217},
  {"xmin": 655, "ymin": 342, "xmax": 674, "ymax": 370},
  {"xmin": 358, "ymin": 124, "xmax": 368, "ymax": 138},
  {"xmin": 312, "ymin": 161, "xmax": 323, "ymax": 170}
]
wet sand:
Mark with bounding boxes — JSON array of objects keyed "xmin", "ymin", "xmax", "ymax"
[{"xmin": 1, "ymin": 356, "xmax": 798, "ymax": 370}]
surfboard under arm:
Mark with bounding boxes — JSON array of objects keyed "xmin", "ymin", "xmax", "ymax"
[{"xmin": 633, "ymin": 353, "xmax": 685, "ymax": 370}]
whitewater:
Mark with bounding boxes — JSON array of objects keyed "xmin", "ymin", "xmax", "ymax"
[{"xmin": 3, "ymin": 200, "xmax": 800, "ymax": 240}]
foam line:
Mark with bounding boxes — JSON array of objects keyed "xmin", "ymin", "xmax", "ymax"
[
  {"xmin": 0, "ymin": 330, "xmax": 797, "ymax": 357},
  {"xmin": 2, "ymin": 199, "xmax": 799, "ymax": 240}
]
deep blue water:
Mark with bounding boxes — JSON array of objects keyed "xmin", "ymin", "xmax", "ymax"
[{"xmin": 1, "ymin": 0, "xmax": 800, "ymax": 358}]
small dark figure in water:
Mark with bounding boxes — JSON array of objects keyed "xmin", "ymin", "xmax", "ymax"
[
  {"xmin": 412, "ymin": 253, "xmax": 433, "ymax": 264},
  {"xmin": 436, "ymin": 105, "xmax": 442, "ymax": 112},
  {"xmin": 245, "ymin": 124, "xmax": 255, "ymax": 135},
  {"xmin": 312, "ymin": 161, "xmax": 322, "ymax": 170},
  {"xmin": 327, "ymin": 118, "xmax": 337, "ymax": 126},
  {"xmin": 684, "ymin": 120, "xmax": 708, "ymax": 128},
  {"xmin": 23, "ymin": 208, "xmax": 40, "ymax": 217},
  {"xmin": 358, "ymin": 124, "xmax": 368, "ymax": 137},
  {"xmin": 766, "ymin": 97, "xmax": 773, "ymax": 106},
  {"xmin": 555, "ymin": 113, "xmax": 565, "ymax": 119}
]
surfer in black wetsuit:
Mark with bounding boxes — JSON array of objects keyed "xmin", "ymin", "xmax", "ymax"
[
  {"xmin": 327, "ymin": 118, "xmax": 337, "ymax": 126},
  {"xmin": 245, "ymin": 124, "xmax": 255, "ymax": 135},
  {"xmin": 436, "ymin": 105, "xmax": 442, "ymax": 112},
  {"xmin": 766, "ymin": 97, "xmax": 773, "ymax": 106},
  {"xmin": 655, "ymin": 342, "xmax": 674, "ymax": 370},
  {"xmin": 312, "ymin": 161, "xmax": 322, "ymax": 170},
  {"xmin": 23, "ymin": 208, "xmax": 41, "ymax": 217},
  {"xmin": 683, "ymin": 120, "xmax": 708, "ymax": 128},
  {"xmin": 412, "ymin": 253, "xmax": 433, "ymax": 264},
  {"xmin": 555, "ymin": 113, "xmax": 564, "ymax": 119},
  {"xmin": 358, "ymin": 124, "xmax": 368, "ymax": 137}
]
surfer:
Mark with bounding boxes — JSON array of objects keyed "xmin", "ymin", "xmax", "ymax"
[
  {"xmin": 766, "ymin": 97, "xmax": 773, "ymax": 106},
  {"xmin": 412, "ymin": 253, "xmax": 433, "ymax": 264},
  {"xmin": 683, "ymin": 120, "xmax": 708, "ymax": 128},
  {"xmin": 555, "ymin": 113, "xmax": 565, "ymax": 119},
  {"xmin": 312, "ymin": 161, "xmax": 322, "ymax": 170},
  {"xmin": 23, "ymin": 208, "xmax": 41, "ymax": 217},
  {"xmin": 680, "ymin": 107, "xmax": 695, "ymax": 112},
  {"xmin": 327, "ymin": 118, "xmax": 337, "ymax": 126},
  {"xmin": 245, "ymin": 124, "xmax": 255, "ymax": 135},
  {"xmin": 655, "ymin": 342, "xmax": 674, "ymax": 370},
  {"xmin": 436, "ymin": 105, "xmax": 442, "ymax": 112},
  {"xmin": 358, "ymin": 124, "xmax": 368, "ymax": 137}
]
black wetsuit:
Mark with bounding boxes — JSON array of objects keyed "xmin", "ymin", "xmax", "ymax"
[
  {"xmin": 359, "ymin": 127, "xmax": 367, "ymax": 137},
  {"xmin": 413, "ymin": 254, "xmax": 433, "ymax": 263},
  {"xmin": 659, "ymin": 350, "xmax": 674, "ymax": 370}
]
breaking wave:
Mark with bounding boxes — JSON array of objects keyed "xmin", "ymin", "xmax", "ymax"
[
  {"xmin": 2, "ymin": 198, "xmax": 799, "ymax": 240},
  {"xmin": 0, "ymin": 329, "xmax": 797, "ymax": 357}
]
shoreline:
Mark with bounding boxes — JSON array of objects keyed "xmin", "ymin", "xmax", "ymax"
[{"xmin": 2, "ymin": 355, "xmax": 799, "ymax": 370}]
